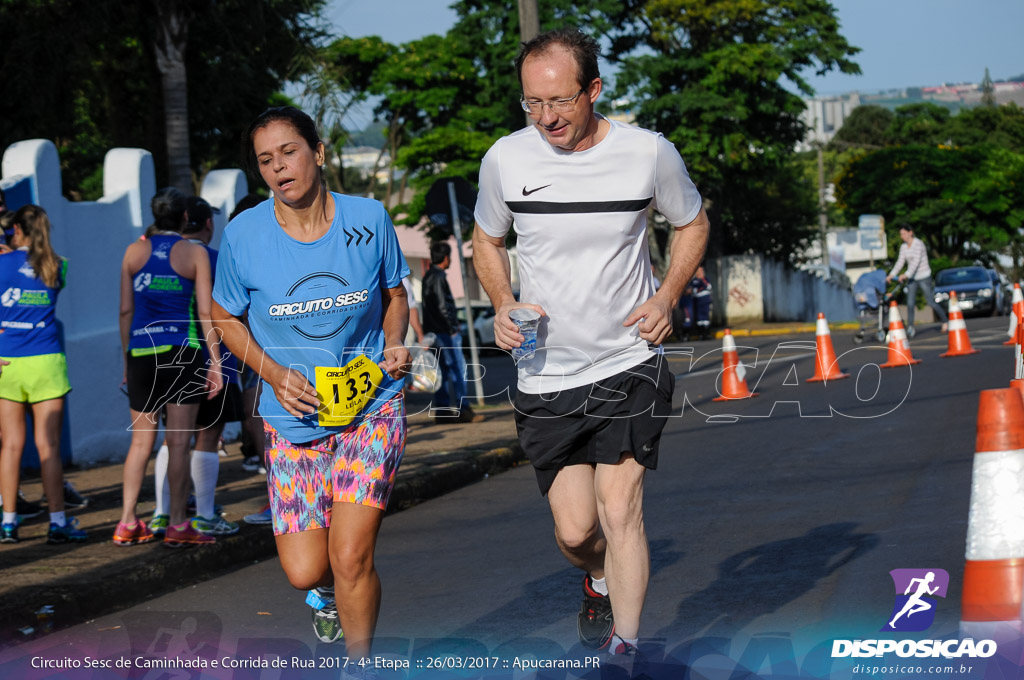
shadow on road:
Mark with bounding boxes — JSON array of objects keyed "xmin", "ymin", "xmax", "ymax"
[{"xmin": 657, "ymin": 522, "xmax": 879, "ymax": 640}]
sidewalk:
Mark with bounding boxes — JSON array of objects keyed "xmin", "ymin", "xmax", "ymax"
[{"xmin": 0, "ymin": 398, "xmax": 523, "ymax": 645}]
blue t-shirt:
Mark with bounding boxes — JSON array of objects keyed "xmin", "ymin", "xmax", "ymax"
[
  {"xmin": 128, "ymin": 234, "xmax": 199, "ymax": 354},
  {"xmin": 0, "ymin": 249, "xmax": 66, "ymax": 357},
  {"xmin": 213, "ymin": 194, "xmax": 410, "ymax": 442}
]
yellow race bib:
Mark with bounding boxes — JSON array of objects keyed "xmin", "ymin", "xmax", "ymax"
[{"xmin": 314, "ymin": 355, "xmax": 384, "ymax": 427}]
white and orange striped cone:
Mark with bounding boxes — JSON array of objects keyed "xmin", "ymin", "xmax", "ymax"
[
  {"xmin": 941, "ymin": 291, "xmax": 980, "ymax": 358},
  {"xmin": 1016, "ymin": 318, "xmax": 1024, "ymax": 383},
  {"xmin": 807, "ymin": 313, "xmax": 849, "ymax": 382},
  {"xmin": 1006, "ymin": 283, "xmax": 1023, "ymax": 346},
  {"xmin": 960, "ymin": 388, "xmax": 1024, "ymax": 646},
  {"xmin": 879, "ymin": 301, "xmax": 922, "ymax": 368},
  {"xmin": 713, "ymin": 329, "xmax": 758, "ymax": 401}
]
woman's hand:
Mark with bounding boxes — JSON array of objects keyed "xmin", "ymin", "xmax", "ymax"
[
  {"xmin": 379, "ymin": 344, "xmax": 412, "ymax": 380},
  {"xmin": 205, "ymin": 362, "xmax": 224, "ymax": 400},
  {"xmin": 266, "ymin": 364, "xmax": 320, "ymax": 417}
]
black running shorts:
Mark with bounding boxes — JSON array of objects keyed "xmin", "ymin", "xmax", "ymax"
[
  {"xmin": 125, "ymin": 346, "xmax": 207, "ymax": 413},
  {"xmin": 196, "ymin": 382, "xmax": 245, "ymax": 429},
  {"xmin": 513, "ymin": 355, "xmax": 676, "ymax": 495}
]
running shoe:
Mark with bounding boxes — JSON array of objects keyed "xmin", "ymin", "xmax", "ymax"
[
  {"xmin": 1, "ymin": 521, "xmax": 18, "ymax": 543},
  {"xmin": 578, "ymin": 574, "xmax": 615, "ymax": 649},
  {"xmin": 243, "ymin": 504, "xmax": 272, "ymax": 525},
  {"xmin": 241, "ymin": 456, "xmax": 266, "ymax": 474},
  {"xmin": 113, "ymin": 520, "xmax": 156, "ymax": 546},
  {"xmin": 186, "ymin": 495, "xmax": 223, "ymax": 516},
  {"xmin": 163, "ymin": 522, "xmax": 215, "ymax": 548},
  {"xmin": 47, "ymin": 517, "xmax": 87, "ymax": 544},
  {"xmin": 43, "ymin": 480, "xmax": 90, "ymax": 510},
  {"xmin": 341, "ymin": 666, "xmax": 380, "ymax": 680},
  {"xmin": 307, "ymin": 587, "xmax": 343, "ymax": 643},
  {"xmin": 16, "ymin": 490, "xmax": 42, "ymax": 520},
  {"xmin": 192, "ymin": 515, "xmax": 239, "ymax": 536},
  {"xmin": 149, "ymin": 514, "xmax": 170, "ymax": 535},
  {"xmin": 61, "ymin": 480, "xmax": 89, "ymax": 509}
]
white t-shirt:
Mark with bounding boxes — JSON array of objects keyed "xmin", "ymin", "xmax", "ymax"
[{"xmin": 475, "ymin": 116, "xmax": 703, "ymax": 393}]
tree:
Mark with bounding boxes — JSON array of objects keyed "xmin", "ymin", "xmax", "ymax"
[
  {"xmin": 829, "ymin": 105, "xmax": 893, "ymax": 150},
  {"xmin": 0, "ymin": 0, "xmax": 327, "ymax": 199},
  {"xmin": 605, "ymin": 0, "xmax": 861, "ymax": 259},
  {"xmin": 152, "ymin": 0, "xmax": 194, "ymax": 193},
  {"xmin": 837, "ymin": 144, "xmax": 1024, "ymax": 265},
  {"xmin": 981, "ymin": 67, "xmax": 997, "ymax": 107},
  {"xmin": 884, "ymin": 103, "xmax": 952, "ymax": 146}
]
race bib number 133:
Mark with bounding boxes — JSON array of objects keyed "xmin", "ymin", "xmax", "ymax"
[{"xmin": 314, "ymin": 355, "xmax": 384, "ymax": 427}]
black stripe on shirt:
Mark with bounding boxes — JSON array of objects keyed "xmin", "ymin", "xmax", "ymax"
[{"xmin": 505, "ymin": 197, "xmax": 653, "ymax": 214}]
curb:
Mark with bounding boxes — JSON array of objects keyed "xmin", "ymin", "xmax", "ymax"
[{"xmin": 0, "ymin": 441, "xmax": 526, "ymax": 644}]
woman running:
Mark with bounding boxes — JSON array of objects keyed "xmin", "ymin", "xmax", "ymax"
[
  {"xmin": 211, "ymin": 106, "xmax": 411, "ymax": 659},
  {"xmin": 116, "ymin": 187, "xmax": 222, "ymax": 548},
  {"xmin": 0, "ymin": 205, "xmax": 83, "ymax": 544}
]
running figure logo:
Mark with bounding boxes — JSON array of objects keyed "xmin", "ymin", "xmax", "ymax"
[{"xmin": 883, "ymin": 568, "xmax": 949, "ymax": 632}]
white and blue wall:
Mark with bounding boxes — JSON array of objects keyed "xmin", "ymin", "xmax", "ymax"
[{"xmin": 1, "ymin": 140, "xmax": 248, "ymax": 465}]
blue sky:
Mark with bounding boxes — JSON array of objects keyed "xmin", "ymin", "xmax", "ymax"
[{"xmin": 327, "ymin": 0, "xmax": 1023, "ymax": 116}]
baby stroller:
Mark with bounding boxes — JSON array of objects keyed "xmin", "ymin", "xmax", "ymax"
[{"xmin": 853, "ymin": 270, "xmax": 910, "ymax": 344}]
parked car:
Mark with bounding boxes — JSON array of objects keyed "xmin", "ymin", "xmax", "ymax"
[
  {"xmin": 456, "ymin": 302, "xmax": 497, "ymax": 347},
  {"xmin": 988, "ymin": 269, "xmax": 1012, "ymax": 316},
  {"xmin": 933, "ymin": 266, "xmax": 998, "ymax": 316}
]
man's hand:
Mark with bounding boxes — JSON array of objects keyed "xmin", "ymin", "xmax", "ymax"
[
  {"xmin": 379, "ymin": 345, "xmax": 412, "ymax": 380},
  {"xmin": 623, "ymin": 293, "xmax": 674, "ymax": 345},
  {"xmin": 494, "ymin": 302, "xmax": 546, "ymax": 351},
  {"xmin": 266, "ymin": 364, "xmax": 320, "ymax": 417}
]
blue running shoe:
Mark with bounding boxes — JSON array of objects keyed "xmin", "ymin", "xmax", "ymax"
[
  {"xmin": 47, "ymin": 517, "xmax": 87, "ymax": 544},
  {"xmin": 1, "ymin": 521, "xmax": 18, "ymax": 543}
]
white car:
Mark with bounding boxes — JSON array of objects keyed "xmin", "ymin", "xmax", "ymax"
[{"xmin": 457, "ymin": 303, "xmax": 497, "ymax": 346}]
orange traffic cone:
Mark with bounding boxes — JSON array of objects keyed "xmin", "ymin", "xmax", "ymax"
[
  {"xmin": 960, "ymin": 388, "xmax": 1024, "ymax": 643},
  {"xmin": 1017, "ymin": 318, "xmax": 1024, "ymax": 382},
  {"xmin": 880, "ymin": 301, "xmax": 922, "ymax": 368},
  {"xmin": 941, "ymin": 292, "xmax": 980, "ymax": 358},
  {"xmin": 713, "ymin": 329, "xmax": 758, "ymax": 401},
  {"xmin": 1005, "ymin": 283, "xmax": 1023, "ymax": 346},
  {"xmin": 807, "ymin": 313, "xmax": 849, "ymax": 382}
]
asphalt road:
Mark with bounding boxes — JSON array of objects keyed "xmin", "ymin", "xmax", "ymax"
[{"xmin": 1, "ymin": 318, "xmax": 1016, "ymax": 679}]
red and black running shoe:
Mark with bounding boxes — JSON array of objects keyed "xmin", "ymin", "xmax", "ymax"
[{"xmin": 577, "ymin": 574, "xmax": 615, "ymax": 649}]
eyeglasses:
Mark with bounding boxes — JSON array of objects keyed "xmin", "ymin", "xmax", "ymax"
[{"xmin": 520, "ymin": 88, "xmax": 586, "ymax": 115}]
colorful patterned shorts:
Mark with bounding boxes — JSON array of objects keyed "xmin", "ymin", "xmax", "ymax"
[{"xmin": 264, "ymin": 396, "xmax": 407, "ymax": 536}]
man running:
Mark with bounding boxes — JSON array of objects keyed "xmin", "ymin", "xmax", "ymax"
[{"xmin": 472, "ymin": 27, "xmax": 709, "ymax": 655}]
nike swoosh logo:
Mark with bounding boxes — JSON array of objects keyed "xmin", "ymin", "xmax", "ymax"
[{"xmin": 522, "ymin": 184, "xmax": 551, "ymax": 196}]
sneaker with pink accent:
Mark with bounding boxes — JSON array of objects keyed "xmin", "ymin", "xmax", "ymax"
[
  {"xmin": 113, "ymin": 520, "xmax": 155, "ymax": 546},
  {"xmin": 163, "ymin": 522, "xmax": 215, "ymax": 548}
]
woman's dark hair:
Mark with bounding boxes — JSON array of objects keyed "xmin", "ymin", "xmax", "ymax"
[
  {"xmin": 150, "ymin": 187, "xmax": 188, "ymax": 234},
  {"xmin": 243, "ymin": 106, "xmax": 322, "ymax": 180},
  {"xmin": 229, "ymin": 193, "xmax": 264, "ymax": 222},
  {"xmin": 515, "ymin": 27, "xmax": 601, "ymax": 90}
]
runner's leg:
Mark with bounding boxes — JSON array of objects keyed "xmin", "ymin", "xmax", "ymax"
[
  {"xmin": 329, "ymin": 503, "xmax": 386, "ymax": 659},
  {"xmin": 0, "ymin": 399, "xmax": 26, "ymax": 518},
  {"xmin": 120, "ymin": 410, "xmax": 160, "ymax": 525},
  {"xmin": 276, "ymin": 529, "xmax": 332, "ymax": 589},
  {"xmin": 30, "ymin": 398, "xmax": 65, "ymax": 514},
  {"xmin": 164, "ymin": 402, "xmax": 200, "ymax": 527},
  {"xmin": 594, "ymin": 454, "xmax": 648, "ymax": 641},
  {"xmin": 548, "ymin": 464, "xmax": 605, "ymax": 577}
]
